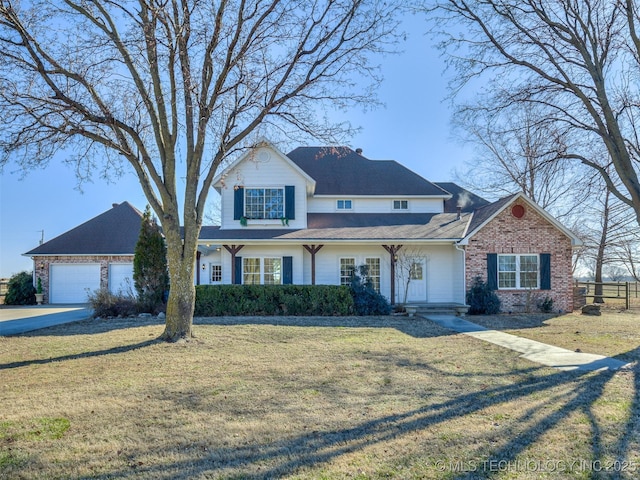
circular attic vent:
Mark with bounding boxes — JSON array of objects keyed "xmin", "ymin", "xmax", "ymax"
[{"xmin": 511, "ymin": 204, "xmax": 525, "ymax": 219}]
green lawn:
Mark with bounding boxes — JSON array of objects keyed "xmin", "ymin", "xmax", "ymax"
[{"xmin": 1, "ymin": 312, "xmax": 639, "ymax": 479}]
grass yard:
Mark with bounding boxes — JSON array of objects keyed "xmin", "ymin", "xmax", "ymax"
[{"xmin": 1, "ymin": 312, "xmax": 639, "ymax": 479}]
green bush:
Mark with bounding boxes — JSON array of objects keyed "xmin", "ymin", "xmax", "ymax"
[
  {"xmin": 466, "ymin": 276, "xmax": 501, "ymax": 315},
  {"xmin": 349, "ymin": 265, "xmax": 391, "ymax": 315},
  {"xmin": 88, "ymin": 289, "xmax": 139, "ymax": 318},
  {"xmin": 194, "ymin": 285, "xmax": 354, "ymax": 316},
  {"xmin": 4, "ymin": 271, "xmax": 36, "ymax": 305}
]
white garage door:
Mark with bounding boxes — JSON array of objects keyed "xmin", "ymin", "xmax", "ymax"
[
  {"xmin": 50, "ymin": 264, "xmax": 101, "ymax": 304},
  {"xmin": 109, "ymin": 263, "xmax": 134, "ymax": 295}
]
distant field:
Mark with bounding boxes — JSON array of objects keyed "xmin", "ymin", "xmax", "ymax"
[
  {"xmin": 1, "ymin": 312, "xmax": 639, "ymax": 479},
  {"xmin": 576, "ymin": 281, "xmax": 640, "ymax": 309}
]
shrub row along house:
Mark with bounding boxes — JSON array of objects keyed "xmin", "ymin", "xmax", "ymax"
[{"xmin": 25, "ymin": 140, "xmax": 581, "ymax": 312}]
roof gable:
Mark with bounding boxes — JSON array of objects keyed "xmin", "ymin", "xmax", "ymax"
[
  {"xmin": 213, "ymin": 139, "xmax": 316, "ymax": 194},
  {"xmin": 24, "ymin": 202, "xmax": 144, "ymax": 256},
  {"xmin": 287, "ymin": 146, "xmax": 452, "ymax": 197},
  {"xmin": 461, "ymin": 193, "xmax": 582, "ymax": 246}
]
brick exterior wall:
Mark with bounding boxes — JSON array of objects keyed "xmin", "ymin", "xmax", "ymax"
[
  {"xmin": 465, "ymin": 200, "xmax": 574, "ymax": 313},
  {"xmin": 32, "ymin": 255, "xmax": 134, "ymax": 304}
]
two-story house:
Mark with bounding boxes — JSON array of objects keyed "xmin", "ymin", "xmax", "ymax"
[
  {"xmin": 195, "ymin": 140, "xmax": 580, "ymax": 312},
  {"xmin": 26, "ymin": 139, "xmax": 581, "ymax": 312}
]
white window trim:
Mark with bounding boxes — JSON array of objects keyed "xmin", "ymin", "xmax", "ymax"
[
  {"xmin": 244, "ymin": 187, "xmax": 285, "ymax": 220},
  {"xmin": 392, "ymin": 199, "xmax": 408, "ymax": 210},
  {"xmin": 242, "ymin": 257, "xmax": 282, "ymax": 285},
  {"xmin": 339, "ymin": 257, "xmax": 356, "ymax": 285},
  {"xmin": 365, "ymin": 257, "xmax": 381, "ymax": 292},
  {"xmin": 498, "ymin": 254, "xmax": 540, "ymax": 290},
  {"xmin": 336, "ymin": 199, "xmax": 353, "ymax": 211},
  {"xmin": 210, "ymin": 263, "xmax": 222, "ymax": 284}
]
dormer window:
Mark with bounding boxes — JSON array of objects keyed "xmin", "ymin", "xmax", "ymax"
[
  {"xmin": 393, "ymin": 200, "xmax": 408, "ymax": 210},
  {"xmin": 337, "ymin": 199, "xmax": 352, "ymax": 210}
]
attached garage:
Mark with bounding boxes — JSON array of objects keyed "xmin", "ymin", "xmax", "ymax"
[
  {"xmin": 24, "ymin": 202, "xmax": 144, "ymax": 305},
  {"xmin": 109, "ymin": 263, "xmax": 134, "ymax": 295},
  {"xmin": 50, "ymin": 264, "xmax": 101, "ymax": 304}
]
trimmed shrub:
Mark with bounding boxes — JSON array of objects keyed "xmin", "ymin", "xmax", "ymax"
[
  {"xmin": 538, "ymin": 295, "xmax": 554, "ymax": 313},
  {"xmin": 194, "ymin": 284, "xmax": 354, "ymax": 316},
  {"xmin": 4, "ymin": 271, "xmax": 36, "ymax": 305},
  {"xmin": 349, "ymin": 265, "xmax": 392, "ymax": 316},
  {"xmin": 466, "ymin": 276, "xmax": 501, "ymax": 315},
  {"xmin": 88, "ymin": 289, "xmax": 139, "ymax": 318}
]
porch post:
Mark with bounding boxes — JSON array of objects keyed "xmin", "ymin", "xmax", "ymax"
[
  {"xmin": 303, "ymin": 244, "xmax": 324, "ymax": 285},
  {"xmin": 382, "ymin": 245, "xmax": 402, "ymax": 305},
  {"xmin": 223, "ymin": 245, "xmax": 244, "ymax": 284}
]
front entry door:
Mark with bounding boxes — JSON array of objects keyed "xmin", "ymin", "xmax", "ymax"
[{"xmin": 405, "ymin": 258, "xmax": 427, "ymax": 303}]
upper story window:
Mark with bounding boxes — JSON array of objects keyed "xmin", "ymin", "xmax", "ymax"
[
  {"xmin": 245, "ymin": 188, "xmax": 284, "ymax": 219},
  {"xmin": 393, "ymin": 200, "xmax": 408, "ymax": 210},
  {"xmin": 498, "ymin": 254, "xmax": 539, "ymax": 289},
  {"xmin": 337, "ymin": 199, "xmax": 352, "ymax": 210}
]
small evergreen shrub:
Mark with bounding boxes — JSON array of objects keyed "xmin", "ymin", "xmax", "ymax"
[
  {"xmin": 194, "ymin": 284, "xmax": 353, "ymax": 316},
  {"xmin": 4, "ymin": 271, "xmax": 36, "ymax": 305},
  {"xmin": 466, "ymin": 276, "xmax": 501, "ymax": 315},
  {"xmin": 349, "ymin": 265, "xmax": 392, "ymax": 316},
  {"xmin": 88, "ymin": 289, "xmax": 139, "ymax": 318},
  {"xmin": 538, "ymin": 295, "xmax": 554, "ymax": 313},
  {"xmin": 133, "ymin": 206, "xmax": 169, "ymax": 313}
]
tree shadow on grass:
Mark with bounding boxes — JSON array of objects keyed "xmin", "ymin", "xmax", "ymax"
[
  {"xmin": 86, "ymin": 348, "xmax": 639, "ymax": 480},
  {"xmin": 0, "ymin": 338, "xmax": 160, "ymax": 371}
]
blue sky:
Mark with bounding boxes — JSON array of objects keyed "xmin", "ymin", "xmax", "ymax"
[{"xmin": 0, "ymin": 14, "xmax": 474, "ymax": 278}]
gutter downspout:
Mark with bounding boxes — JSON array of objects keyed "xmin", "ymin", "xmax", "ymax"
[{"xmin": 455, "ymin": 242, "xmax": 466, "ymax": 305}]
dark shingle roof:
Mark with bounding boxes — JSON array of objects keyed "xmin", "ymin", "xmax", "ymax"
[
  {"xmin": 435, "ymin": 182, "xmax": 490, "ymax": 213},
  {"xmin": 307, "ymin": 213, "xmax": 436, "ymax": 228},
  {"xmin": 465, "ymin": 194, "xmax": 518, "ymax": 235},
  {"xmin": 198, "ymin": 213, "xmax": 471, "ymax": 241},
  {"xmin": 24, "ymin": 202, "xmax": 144, "ymax": 256},
  {"xmin": 287, "ymin": 146, "xmax": 451, "ymax": 196}
]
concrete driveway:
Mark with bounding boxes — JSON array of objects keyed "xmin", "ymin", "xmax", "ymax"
[{"xmin": 0, "ymin": 305, "xmax": 92, "ymax": 336}]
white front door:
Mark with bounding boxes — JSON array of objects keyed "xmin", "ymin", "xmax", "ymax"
[{"xmin": 405, "ymin": 259, "xmax": 427, "ymax": 303}]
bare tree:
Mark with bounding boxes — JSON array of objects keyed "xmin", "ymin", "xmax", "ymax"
[
  {"xmin": 616, "ymin": 236, "xmax": 640, "ymax": 281},
  {"xmin": 454, "ymin": 104, "xmax": 582, "ymax": 215},
  {"xmin": 427, "ymin": 0, "xmax": 640, "ymax": 226},
  {"xmin": 604, "ymin": 264, "xmax": 627, "ymax": 282},
  {"xmin": 394, "ymin": 247, "xmax": 426, "ymax": 305},
  {"xmin": 576, "ymin": 182, "xmax": 635, "ymax": 301},
  {"xmin": 0, "ymin": 0, "xmax": 403, "ymax": 341}
]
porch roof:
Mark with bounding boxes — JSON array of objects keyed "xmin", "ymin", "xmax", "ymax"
[{"xmin": 199, "ymin": 212, "xmax": 471, "ymax": 242}]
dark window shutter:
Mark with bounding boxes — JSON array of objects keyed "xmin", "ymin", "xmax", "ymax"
[
  {"xmin": 487, "ymin": 253, "xmax": 498, "ymax": 290},
  {"xmin": 283, "ymin": 256, "xmax": 293, "ymax": 284},
  {"xmin": 234, "ymin": 256, "xmax": 242, "ymax": 284},
  {"xmin": 540, "ymin": 253, "xmax": 551, "ymax": 290},
  {"xmin": 234, "ymin": 187, "xmax": 244, "ymax": 220},
  {"xmin": 285, "ymin": 185, "xmax": 295, "ymax": 220}
]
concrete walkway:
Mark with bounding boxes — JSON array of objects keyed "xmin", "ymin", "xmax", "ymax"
[
  {"xmin": 424, "ymin": 314, "xmax": 630, "ymax": 372},
  {"xmin": 0, "ymin": 306, "xmax": 91, "ymax": 336}
]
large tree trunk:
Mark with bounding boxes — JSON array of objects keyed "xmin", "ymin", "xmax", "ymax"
[
  {"xmin": 160, "ymin": 218, "xmax": 198, "ymax": 342},
  {"xmin": 163, "ymin": 259, "xmax": 196, "ymax": 341}
]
